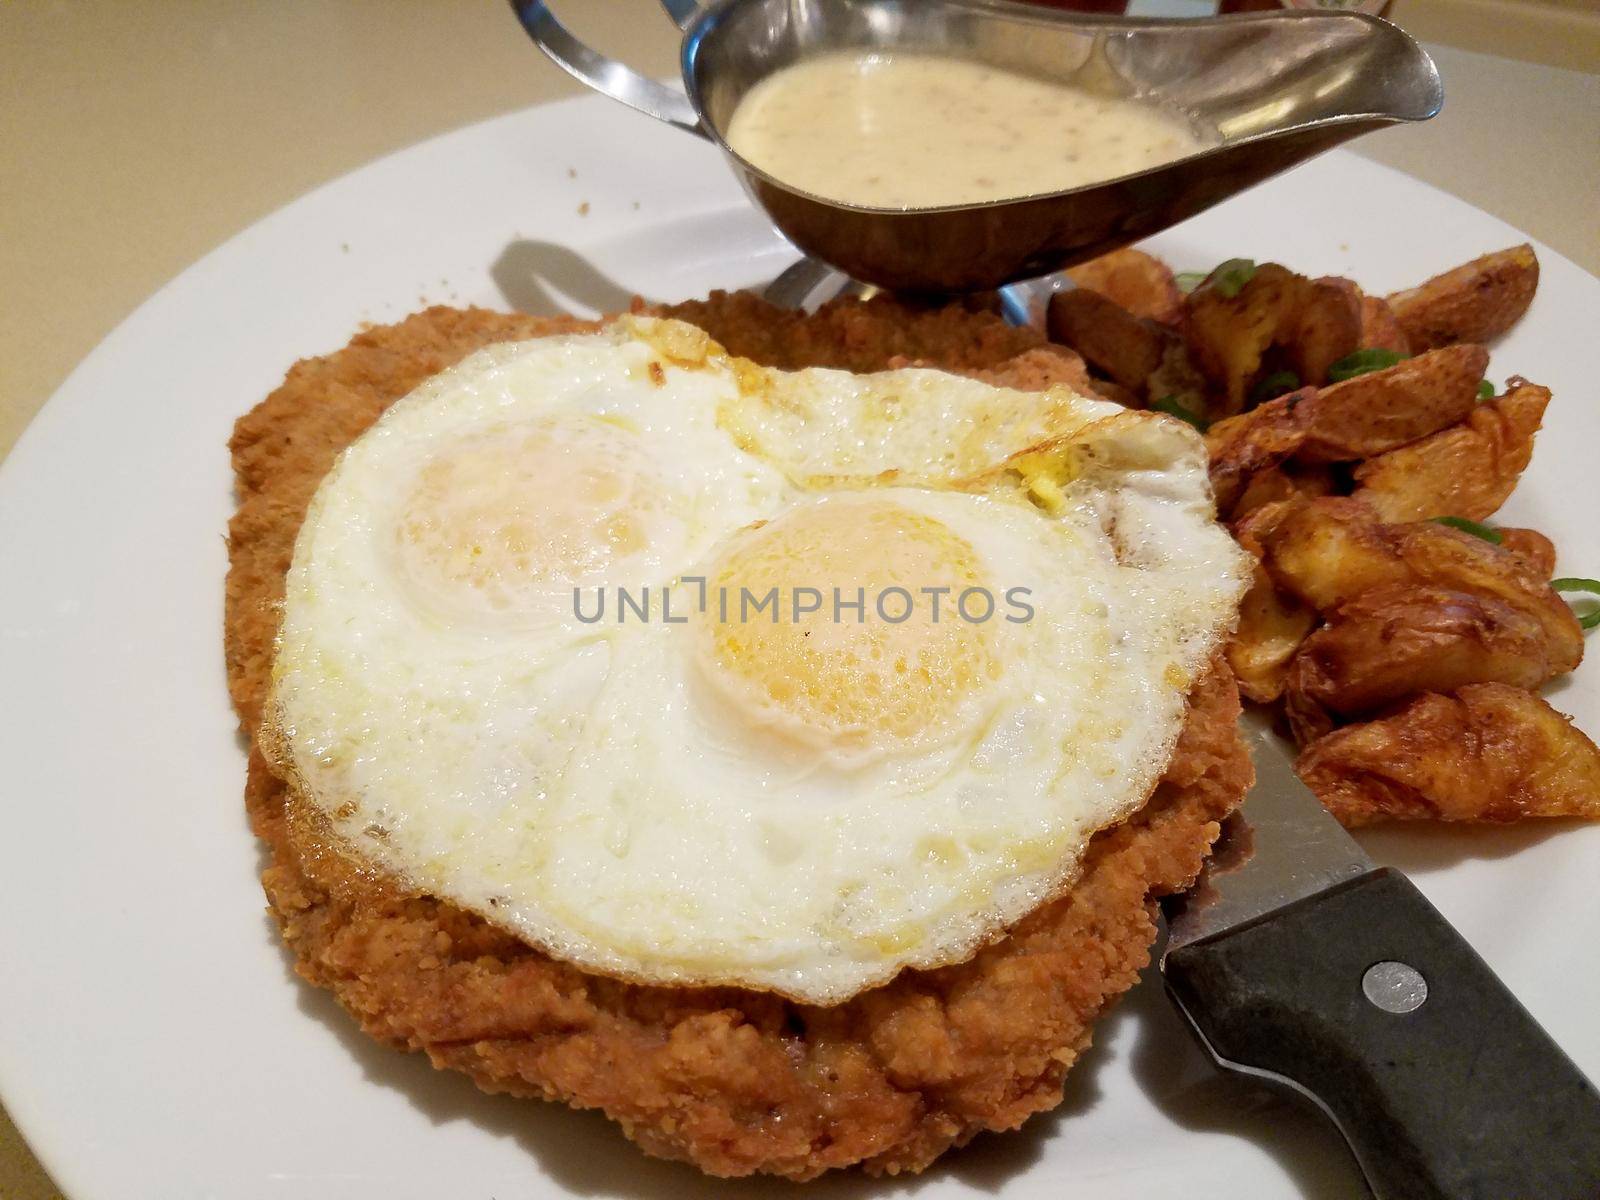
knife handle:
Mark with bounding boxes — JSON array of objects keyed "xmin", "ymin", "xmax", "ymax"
[{"xmin": 1164, "ymin": 866, "xmax": 1600, "ymax": 1200}]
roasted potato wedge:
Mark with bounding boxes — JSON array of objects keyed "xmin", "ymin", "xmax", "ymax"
[
  {"xmin": 1145, "ymin": 340, "xmax": 1210, "ymax": 420},
  {"xmin": 1046, "ymin": 288, "xmax": 1170, "ymax": 392},
  {"xmin": 1385, "ymin": 243, "xmax": 1539, "ymax": 351},
  {"xmin": 1285, "ymin": 584, "xmax": 1579, "ymax": 717},
  {"xmin": 1184, "ymin": 263, "xmax": 1307, "ymax": 415},
  {"xmin": 1203, "ymin": 389, "xmax": 1312, "ymax": 515},
  {"xmin": 1256, "ymin": 497, "xmax": 1398, "ymax": 610},
  {"xmin": 1295, "ymin": 344, "xmax": 1489, "ymax": 463},
  {"xmin": 1260, "ymin": 497, "xmax": 1581, "ymax": 646},
  {"xmin": 1284, "ymin": 676, "xmax": 1337, "ymax": 746},
  {"xmin": 1358, "ymin": 294, "xmax": 1411, "ymax": 357},
  {"xmin": 1499, "ymin": 527, "xmax": 1558, "ymax": 578},
  {"xmin": 1297, "ymin": 683, "xmax": 1600, "ymax": 825},
  {"xmin": 1230, "ymin": 495, "xmax": 1307, "ymax": 561},
  {"xmin": 1083, "ymin": 378, "xmax": 1142, "ymax": 409},
  {"xmin": 1288, "ymin": 276, "xmax": 1362, "ymax": 386},
  {"xmin": 1227, "ymin": 564, "xmax": 1317, "ymax": 703},
  {"xmin": 1065, "ymin": 247, "xmax": 1183, "ymax": 324},
  {"xmin": 1231, "ymin": 463, "xmax": 1335, "ymax": 523},
  {"xmin": 1352, "ymin": 379, "xmax": 1549, "ymax": 522}
]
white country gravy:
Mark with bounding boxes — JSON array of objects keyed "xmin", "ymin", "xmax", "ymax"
[{"xmin": 726, "ymin": 52, "xmax": 1211, "ymax": 210}]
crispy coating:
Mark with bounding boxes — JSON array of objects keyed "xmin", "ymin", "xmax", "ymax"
[
  {"xmin": 1294, "ymin": 343, "xmax": 1489, "ymax": 463},
  {"xmin": 227, "ymin": 300, "xmax": 1252, "ymax": 1179},
  {"xmin": 1065, "ymin": 247, "xmax": 1183, "ymax": 325},
  {"xmin": 659, "ymin": 290, "xmax": 1068, "ymax": 378},
  {"xmin": 1385, "ymin": 243, "xmax": 1539, "ymax": 352},
  {"xmin": 1297, "ymin": 684, "xmax": 1600, "ymax": 825},
  {"xmin": 1351, "ymin": 379, "xmax": 1550, "ymax": 522}
]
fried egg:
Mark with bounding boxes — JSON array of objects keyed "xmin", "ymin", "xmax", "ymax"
[{"xmin": 267, "ymin": 315, "xmax": 1248, "ymax": 1004}]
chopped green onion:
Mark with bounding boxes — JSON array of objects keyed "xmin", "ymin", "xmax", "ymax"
[
  {"xmin": 1151, "ymin": 395, "xmax": 1208, "ymax": 431},
  {"xmin": 1552, "ymin": 578, "xmax": 1600, "ymax": 631},
  {"xmin": 1210, "ymin": 258, "xmax": 1257, "ymax": 299},
  {"xmin": 1174, "ymin": 271, "xmax": 1206, "ymax": 295},
  {"xmin": 1327, "ymin": 347, "xmax": 1408, "ymax": 382},
  {"xmin": 1250, "ymin": 369, "xmax": 1302, "ymax": 406},
  {"xmin": 1431, "ymin": 516, "xmax": 1502, "ymax": 544},
  {"xmin": 1478, "ymin": 379, "xmax": 1496, "ymax": 400}
]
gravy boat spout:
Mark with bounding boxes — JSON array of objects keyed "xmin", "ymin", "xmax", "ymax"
[{"xmin": 513, "ymin": 0, "xmax": 1441, "ymax": 293}]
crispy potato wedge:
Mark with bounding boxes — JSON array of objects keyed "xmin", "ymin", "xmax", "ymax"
[
  {"xmin": 1295, "ymin": 344, "xmax": 1489, "ymax": 463},
  {"xmin": 1258, "ymin": 499, "xmax": 1582, "ymax": 662},
  {"xmin": 1285, "ymin": 584, "xmax": 1578, "ymax": 717},
  {"xmin": 1352, "ymin": 379, "xmax": 1549, "ymax": 522},
  {"xmin": 1257, "ymin": 497, "xmax": 1396, "ymax": 610},
  {"xmin": 1358, "ymin": 294, "xmax": 1411, "ymax": 357},
  {"xmin": 1228, "ymin": 564, "xmax": 1317, "ymax": 703},
  {"xmin": 1046, "ymin": 288, "xmax": 1170, "ymax": 392},
  {"xmin": 1065, "ymin": 247, "xmax": 1183, "ymax": 325},
  {"xmin": 1231, "ymin": 463, "xmax": 1335, "ymax": 523},
  {"xmin": 1204, "ymin": 389, "xmax": 1312, "ymax": 515},
  {"xmin": 1184, "ymin": 263, "xmax": 1307, "ymax": 415},
  {"xmin": 1297, "ymin": 684, "xmax": 1600, "ymax": 825},
  {"xmin": 1084, "ymin": 378, "xmax": 1142, "ymax": 409},
  {"xmin": 1145, "ymin": 339, "xmax": 1211, "ymax": 419},
  {"xmin": 1385, "ymin": 243, "xmax": 1539, "ymax": 351},
  {"xmin": 1499, "ymin": 527, "xmax": 1558, "ymax": 578},
  {"xmin": 1284, "ymin": 676, "xmax": 1337, "ymax": 746},
  {"xmin": 1231, "ymin": 496, "xmax": 1307, "ymax": 561},
  {"xmin": 1288, "ymin": 276, "xmax": 1363, "ymax": 386}
]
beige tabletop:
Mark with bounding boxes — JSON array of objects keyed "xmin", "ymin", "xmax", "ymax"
[{"xmin": 1, "ymin": 3, "xmax": 1597, "ymax": 1197}]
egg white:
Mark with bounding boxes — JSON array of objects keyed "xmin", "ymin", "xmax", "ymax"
[{"xmin": 268, "ymin": 316, "xmax": 1248, "ymax": 1003}]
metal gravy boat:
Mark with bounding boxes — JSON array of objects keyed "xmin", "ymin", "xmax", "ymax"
[{"xmin": 513, "ymin": 0, "xmax": 1441, "ymax": 293}]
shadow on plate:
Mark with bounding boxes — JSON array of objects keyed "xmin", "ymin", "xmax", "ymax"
[
  {"xmin": 1356, "ymin": 817, "xmax": 1587, "ymax": 875},
  {"xmin": 492, "ymin": 240, "xmax": 639, "ymax": 317}
]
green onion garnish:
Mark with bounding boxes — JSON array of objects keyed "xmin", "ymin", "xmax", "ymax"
[
  {"xmin": 1151, "ymin": 395, "xmax": 1208, "ymax": 431},
  {"xmin": 1431, "ymin": 516, "xmax": 1502, "ymax": 544},
  {"xmin": 1250, "ymin": 369, "xmax": 1302, "ymax": 406},
  {"xmin": 1327, "ymin": 348, "xmax": 1408, "ymax": 382},
  {"xmin": 1552, "ymin": 578, "xmax": 1600, "ymax": 631},
  {"xmin": 1478, "ymin": 379, "xmax": 1496, "ymax": 400},
  {"xmin": 1210, "ymin": 258, "xmax": 1257, "ymax": 299},
  {"xmin": 1174, "ymin": 271, "xmax": 1206, "ymax": 295}
]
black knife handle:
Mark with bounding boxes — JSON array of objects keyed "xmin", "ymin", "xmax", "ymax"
[{"xmin": 1165, "ymin": 867, "xmax": 1600, "ymax": 1200}]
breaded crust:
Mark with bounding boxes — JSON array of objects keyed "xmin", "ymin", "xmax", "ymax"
[{"xmin": 226, "ymin": 299, "xmax": 1252, "ymax": 1179}]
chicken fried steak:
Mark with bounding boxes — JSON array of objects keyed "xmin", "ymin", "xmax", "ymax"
[{"xmin": 226, "ymin": 300, "xmax": 1251, "ymax": 1179}]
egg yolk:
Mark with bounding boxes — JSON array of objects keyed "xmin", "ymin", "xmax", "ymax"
[
  {"xmin": 699, "ymin": 499, "xmax": 999, "ymax": 753},
  {"xmin": 394, "ymin": 419, "xmax": 662, "ymax": 618}
]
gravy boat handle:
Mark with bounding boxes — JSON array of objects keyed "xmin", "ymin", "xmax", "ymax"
[
  {"xmin": 509, "ymin": 0, "xmax": 708, "ymax": 139},
  {"xmin": 657, "ymin": 0, "xmax": 701, "ymax": 30}
]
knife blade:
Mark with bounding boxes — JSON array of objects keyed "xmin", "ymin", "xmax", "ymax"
[{"xmin": 1161, "ymin": 710, "xmax": 1600, "ymax": 1200}]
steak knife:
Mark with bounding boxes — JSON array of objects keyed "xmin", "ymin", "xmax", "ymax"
[{"xmin": 1162, "ymin": 711, "xmax": 1600, "ymax": 1200}]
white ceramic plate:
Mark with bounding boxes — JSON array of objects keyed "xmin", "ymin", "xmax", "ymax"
[{"xmin": 1, "ymin": 94, "xmax": 1597, "ymax": 1200}]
